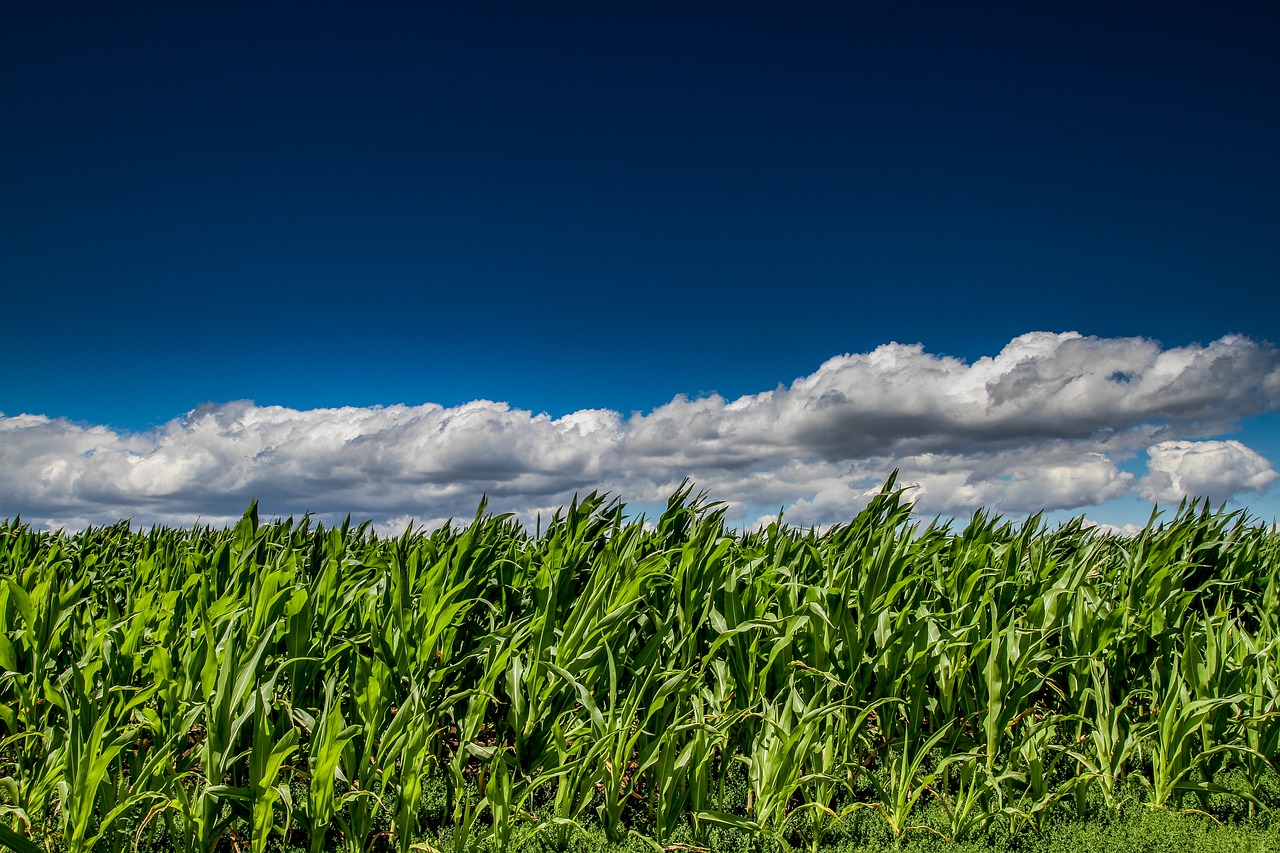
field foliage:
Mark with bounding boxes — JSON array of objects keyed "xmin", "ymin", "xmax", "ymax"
[{"xmin": 1, "ymin": 478, "xmax": 1277, "ymax": 851}]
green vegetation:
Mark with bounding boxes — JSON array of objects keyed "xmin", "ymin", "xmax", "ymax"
[{"xmin": 0, "ymin": 478, "xmax": 1277, "ymax": 851}]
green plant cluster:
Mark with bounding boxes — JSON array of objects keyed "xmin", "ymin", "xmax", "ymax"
[{"xmin": 0, "ymin": 478, "xmax": 1277, "ymax": 852}]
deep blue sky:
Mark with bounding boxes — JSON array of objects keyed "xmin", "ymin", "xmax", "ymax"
[{"xmin": 4, "ymin": 1, "xmax": 1279, "ymax": 431}]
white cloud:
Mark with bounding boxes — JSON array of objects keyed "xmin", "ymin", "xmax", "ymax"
[
  {"xmin": 3, "ymin": 332, "xmax": 1278, "ymax": 529},
  {"xmin": 1080, "ymin": 519, "xmax": 1146, "ymax": 537},
  {"xmin": 893, "ymin": 447, "xmax": 1134, "ymax": 517},
  {"xmin": 1137, "ymin": 440, "xmax": 1279, "ymax": 506}
]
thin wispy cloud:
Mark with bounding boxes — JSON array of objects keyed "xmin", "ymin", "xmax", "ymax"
[{"xmin": 3, "ymin": 332, "xmax": 1277, "ymax": 530}]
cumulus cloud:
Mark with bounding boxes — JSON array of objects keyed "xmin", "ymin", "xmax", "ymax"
[
  {"xmin": 2, "ymin": 332, "xmax": 1278, "ymax": 529},
  {"xmin": 1137, "ymin": 440, "xmax": 1279, "ymax": 505},
  {"xmin": 1080, "ymin": 519, "xmax": 1147, "ymax": 537}
]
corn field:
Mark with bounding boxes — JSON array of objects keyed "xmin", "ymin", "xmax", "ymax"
[{"xmin": 1, "ymin": 478, "xmax": 1277, "ymax": 851}]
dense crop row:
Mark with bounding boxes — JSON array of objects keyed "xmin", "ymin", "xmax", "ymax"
[{"xmin": 1, "ymin": 479, "xmax": 1277, "ymax": 851}]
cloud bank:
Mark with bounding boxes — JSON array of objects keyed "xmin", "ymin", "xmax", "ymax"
[{"xmin": 3, "ymin": 332, "xmax": 1278, "ymax": 530}]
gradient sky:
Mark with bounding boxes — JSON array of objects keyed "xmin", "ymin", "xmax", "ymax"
[{"xmin": 4, "ymin": 1, "xmax": 1279, "ymax": 531}]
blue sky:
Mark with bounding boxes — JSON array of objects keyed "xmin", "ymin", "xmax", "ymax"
[{"xmin": 3, "ymin": 1, "xmax": 1279, "ymax": 531}]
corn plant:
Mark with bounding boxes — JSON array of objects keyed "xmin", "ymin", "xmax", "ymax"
[
  {"xmin": 1138, "ymin": 656, "xmax": 1263, "ymax": 811},
  {"xmin": 1067, "ymin": 660, "xmax": 1146, "ymax": 813},
  {"xmin": 0, "ymin": 483, "xmax": 1277, "ymax": 851}
]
